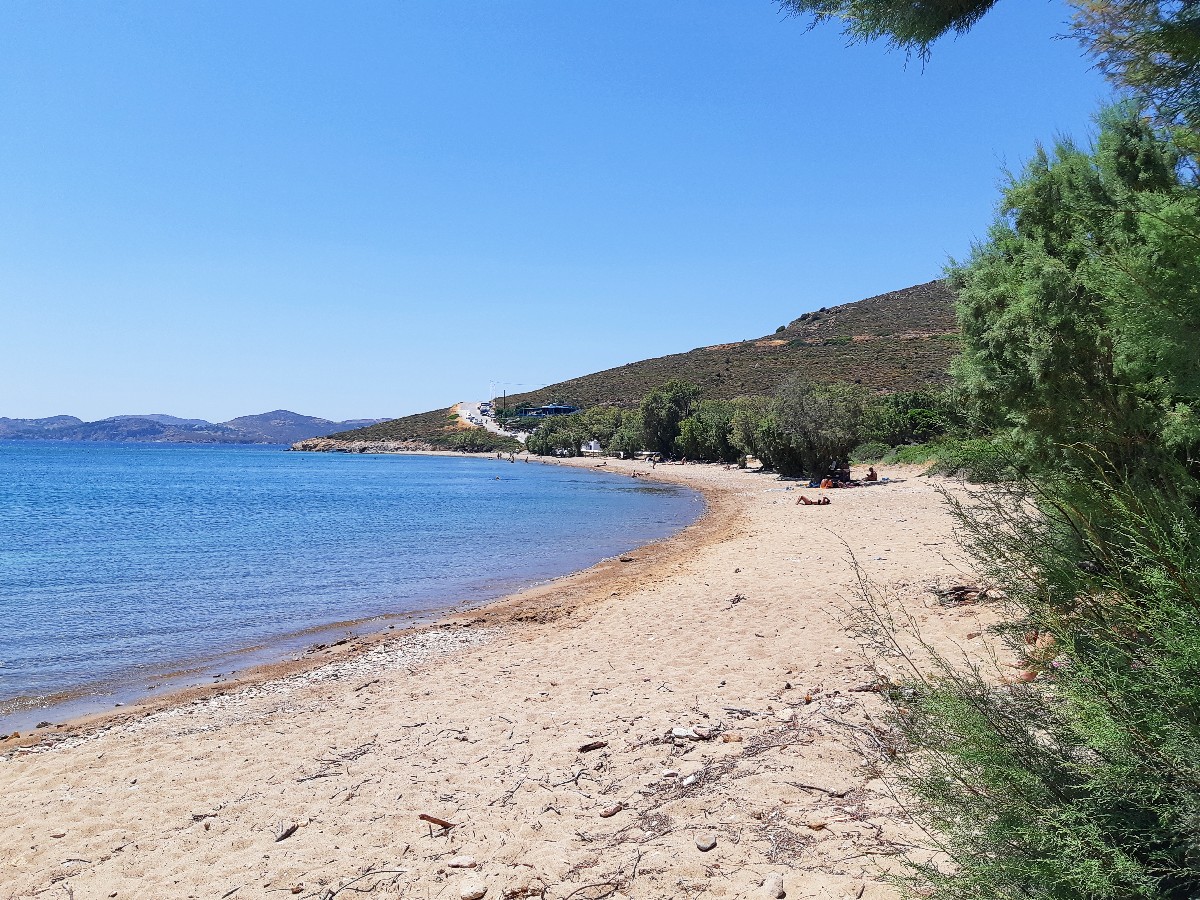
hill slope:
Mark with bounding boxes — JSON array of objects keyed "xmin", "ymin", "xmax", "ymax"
[
  {"xmin": 331, "ymin": 280, "xmax": 959, "ymax": 446},
  {"xmin": 323, "ymin": 407, "xmax": 520, "ymax": 451},
  {"xmin": 503, "ymin": 280, "xmax": 958, "ymax": 409}
]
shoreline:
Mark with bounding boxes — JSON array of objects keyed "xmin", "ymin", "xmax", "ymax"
[
  {"xmin": 0, "ymin": 453, "xmax": 724, "ymax": 749},
  {"xmin": 0, "ymin": 458, "xmax": 986, "ymax": 900}
]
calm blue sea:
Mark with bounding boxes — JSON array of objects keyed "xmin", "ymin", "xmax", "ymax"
[{"xmin": 0, "ymin": 443, "xmax": 702, "ymax": 729}]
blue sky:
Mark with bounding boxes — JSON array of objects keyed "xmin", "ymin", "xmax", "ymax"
[{"xmin": 2, "ymin": 1, "xmax": 1110, "ymax": 422}]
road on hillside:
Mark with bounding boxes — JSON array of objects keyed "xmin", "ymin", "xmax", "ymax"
[{"xmin": 455, "ymin": 402, "xmax": 527, "ymax": 444}]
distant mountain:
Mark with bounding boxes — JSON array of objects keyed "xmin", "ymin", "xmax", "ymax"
[
  {"xmin": 107, "ymin": 414, "xmax": 214, "ymax": 427},
  {"xmin": 0, "ymin": 416, "xmax": 84, "ymax": 438},
  {"xmin": 222, "ymin": 411, "xmax": 386, "ymax": 445},
  {"xmin": 0, "ymin": 411, "xmax": 388, "ymax": 444}
]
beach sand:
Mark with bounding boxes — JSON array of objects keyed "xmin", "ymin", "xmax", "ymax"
[{"xmin": 0, "ymin": 460, "xmax": 992, "ymax": 900}]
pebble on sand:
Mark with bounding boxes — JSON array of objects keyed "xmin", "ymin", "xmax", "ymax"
[
  {"xmin": 695, "ymin": 833, "xmax": 718, "ymax": 852},
  {"xmin": 448, "ymin": 855, "xmax": 478, "ymax": 869},
  {"xmin": 762, "ymin": 873, "xmax": 786, "ymax": 898},
  {"xmin": 459, "ymin": 879, "xmax": 487, "ymax": 900}
]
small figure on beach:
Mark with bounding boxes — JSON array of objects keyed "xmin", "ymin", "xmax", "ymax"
[
  {"xmin": 827, "ymin": 457, "xmax": 853, "ymax": 483},
  {"xmin": 796, "ymin": 495, "xmax": 830, "ymax": 505},
  {"xmin": 866, "ymin": 466, "xmax": 878, "ymax": 481}
]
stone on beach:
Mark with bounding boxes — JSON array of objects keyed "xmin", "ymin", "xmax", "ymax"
[{"xmin": 762, "ymin": 873, "xmax": 786, "ymax": 898}]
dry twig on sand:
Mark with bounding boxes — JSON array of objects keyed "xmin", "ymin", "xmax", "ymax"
[{"xmin": 417, "ymin": 812, "xmax": 456, "ymax": 832}]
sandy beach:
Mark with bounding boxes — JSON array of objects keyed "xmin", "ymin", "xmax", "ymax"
[{"xmin": 1, "ymin": 459, "xmax": 989, "ymax": 900}]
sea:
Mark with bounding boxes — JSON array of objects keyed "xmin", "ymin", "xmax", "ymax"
[{"xmin": 0, "ymin": 443, "xmax": 703, "ymax": 731}]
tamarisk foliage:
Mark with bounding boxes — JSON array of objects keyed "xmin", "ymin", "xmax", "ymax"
[
  {"xmin": 781, "ymin": 5, "xmax": 1200, "ymax": 897},
  {"xmin": 865, "ymin": 457, "xmax": 1200, "ymax": 899}
]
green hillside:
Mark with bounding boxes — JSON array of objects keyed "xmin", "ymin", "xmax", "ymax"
[
  {"xmin": 326, "ymin": 407, "xmax": 519, "ymax": 451},
  {"xmin": 333, "ymin": 280, "xmax": 958, "ymax": 444},
  {"xmin": 328, "ymin": 407, "xmax": 460, "ymax": 443},
  {"xmin": 502, "ymin": 279, "xmax": 957, "ymax": 409}
]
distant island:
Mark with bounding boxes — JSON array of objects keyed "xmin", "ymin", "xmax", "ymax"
[{"xmin": 0, "ymin": 410, "xmax": 389, "ymax": 445}]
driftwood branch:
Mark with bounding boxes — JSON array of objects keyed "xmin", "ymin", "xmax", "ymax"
[
  {"xmin": 418, "ymin": 813, "xmax": 456, "ymax": 831},
  {"xmin": 784, "ymin": 780, "xmax": 852, "ymax": 798}
]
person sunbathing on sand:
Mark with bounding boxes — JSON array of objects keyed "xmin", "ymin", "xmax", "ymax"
[{"xmin": 796, "ymin": 495, "xmax": 830, "ymax": 505}]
